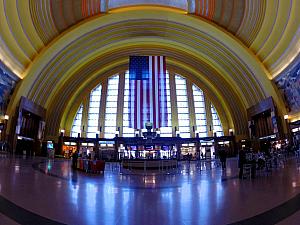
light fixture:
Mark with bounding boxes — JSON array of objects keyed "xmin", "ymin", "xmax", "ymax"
[
  {"xmin": 284, "ymin": 115, "xmax": 289, "ymax": 120},
  {"xmin": 4, "ymin": 115, "xmax": 9, "ymax": 120},
  {"xmin": 229, "ymin": 129, "xmax": 233, "ymax": 133},
  {"xmin": 60, "ymin": 129, "xmax": 65, "ymax": 133}
]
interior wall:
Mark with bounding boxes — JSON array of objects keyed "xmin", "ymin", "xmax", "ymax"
[
  {"xmin": 274, "ymin": 54, "xmax": 300, "ymax": 120},
  {"xmin": 5, "ymin": 8, "xmax": 286, "ymax": 141},
  {"xmin": 0, "ymin": 61, "xmax": 19, "ymax": 117}
]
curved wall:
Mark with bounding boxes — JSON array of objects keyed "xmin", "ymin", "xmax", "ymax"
[{"xmin": 5, "ymin": 7, "xmax": 287, "ymax": 140}]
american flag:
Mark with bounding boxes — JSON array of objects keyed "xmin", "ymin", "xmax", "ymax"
[{"xmin": 129, "ymin": 56, "xmax": 168, "ymax": 129}]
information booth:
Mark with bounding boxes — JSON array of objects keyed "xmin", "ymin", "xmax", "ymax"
[{"xmin": 60, "ymin": 123, "xmax": 237, "ymax": 172}]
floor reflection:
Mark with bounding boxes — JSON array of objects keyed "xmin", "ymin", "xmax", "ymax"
[{"xmin": 0, "ymin": 156, "xmax": 300, "ymax": 225}]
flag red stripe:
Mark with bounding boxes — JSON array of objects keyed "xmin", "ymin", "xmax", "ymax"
[
  {"xmin": 152, "ymin": 56, "xmax": 156, "ymax": 128},
  {"xmin": 129, "ymin": 56, "xmax": 168, "ymax": 130}
]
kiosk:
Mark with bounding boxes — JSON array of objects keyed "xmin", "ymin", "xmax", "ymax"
[{"xmin": 47, "ymin": 141, "xmax": 55, "ymax": 158}]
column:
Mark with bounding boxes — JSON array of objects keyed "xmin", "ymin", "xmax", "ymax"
[
  {"xmin": 204, "ymin": 95, "xmax": 213, "ymax": 137},
  {"xmin": 81, "ymin": 96, "xmax": 89, "ymax": 138},
  {"xmin": 99, "ymin": 79, "xmax": 108, "ymax": 138},
  {"xmin": 116, "ymin": 72, "xmax": 125, "ymax": 136},
  {"xmin": 169, "ymin": 72, "xmax": 179, "ymax": 137}
]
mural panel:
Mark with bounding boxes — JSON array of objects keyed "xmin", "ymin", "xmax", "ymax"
[
  {"xmin": 275, "ymin": 57, "xmax": 300, "ymax": 113},
  {"xmin": 0, "ymin": 61, "xmax": 20, "ymax": 116}
]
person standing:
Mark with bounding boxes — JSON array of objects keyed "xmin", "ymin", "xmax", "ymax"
[
  {"xmin": 219, "ymin": 149, "xmax": 227, "ymax": 169},
  {"xmin": 239, "ymin": 149, "xmax": 246, "ymax": 178},
  {"xmin": 72, "ymin": 152, "xmax": 78, "ymax": 169}
]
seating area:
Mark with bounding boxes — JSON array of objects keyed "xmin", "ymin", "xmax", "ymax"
[{"xmin": 240, "ymin": 149, "xmax": 290, "ymax": 179}]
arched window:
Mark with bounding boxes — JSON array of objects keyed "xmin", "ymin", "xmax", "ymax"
[
  {"xmin": 193, "ymin": 85, "xmax": 207, "ymax": 137},
  {"xmin": 71, "ymin": 72, "xmax": 224, "ymax": 138},
  {"xmin": 71, "ymin": 104, "xmax": 83, "ymax": 137},
  {"xmin": 87, "ymin": 84, "xmax": 102, "ymax": 138},
  {"xmin": 211, "ymin": 104, "xmax": 223, "ymax": 137},
  {"xmin": 175, "ymin": 74, "xmax": 190, "ymax": 138},
  {"xmin": 104, "ymin": 75, "xmax": 119, "ymax": 138}
]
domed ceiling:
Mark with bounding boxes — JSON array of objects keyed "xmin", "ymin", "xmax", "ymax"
[
  {"xmin": 0, "ymin": 0, "xmax": 299, "ymax": 137},
  {"xmin": 1, "ymin": 0, "xmax": 298, "ymax": 78}
]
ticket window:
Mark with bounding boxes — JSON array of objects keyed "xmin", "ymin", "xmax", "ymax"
[
  {"xmin": 80, "ymin": 143, "xmax": 95, "ymax": 159},
  {"xmin": 181, "ymin": 143, "xmax": 197, "ymax": 159},
  {"xmin": 200, "ymin": 142, "xmax": 215, "ymax": 159}
]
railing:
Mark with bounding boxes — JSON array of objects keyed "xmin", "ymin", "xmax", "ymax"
[{"xmin": 121, "ymin": 159, "xmax": 178, "ymax": 173}]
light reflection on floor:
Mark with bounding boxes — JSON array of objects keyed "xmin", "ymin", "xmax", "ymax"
[{"xmin": 0, "ymin": 154, "xmax": 300, "ymax": 225}]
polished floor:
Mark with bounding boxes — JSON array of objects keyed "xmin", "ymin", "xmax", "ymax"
[{"xmin": 1, "ymin": 153, "xmax": 300, "ymax": 225}]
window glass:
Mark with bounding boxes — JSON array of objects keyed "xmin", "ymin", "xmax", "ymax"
[
  {"xmin": 87, "ymin": 84, "xmax": 102, "ymax": 137},
  {"xmin": 78, "ymin": 70, "xmax": 221, "ymax": 139},
  {"xmin": 175, "ymin": 74, "xmax": 190, "ymax": 137},
  {"xmin": 104, "ymin": 75, "xmax": 119, "ymax": 138},
  {"xmin": 71, "ymin": 104, "xmax": 83, "ymax": 137},
  {"xmin": 211, "ymin": 104, "xmax": 223, "ymax": 136},
  {"xmin": 193, "ymin": 85, "xmax": 207, "ymax": 137}
]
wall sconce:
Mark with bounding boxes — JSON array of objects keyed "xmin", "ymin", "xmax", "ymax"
[
  {"xmin": 4, "ymin": 115, "xmax": 9, "ymax": 120},
  {"xmin": 284, "ymin": 115, "xmax": 289, "ymax": 120}
]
